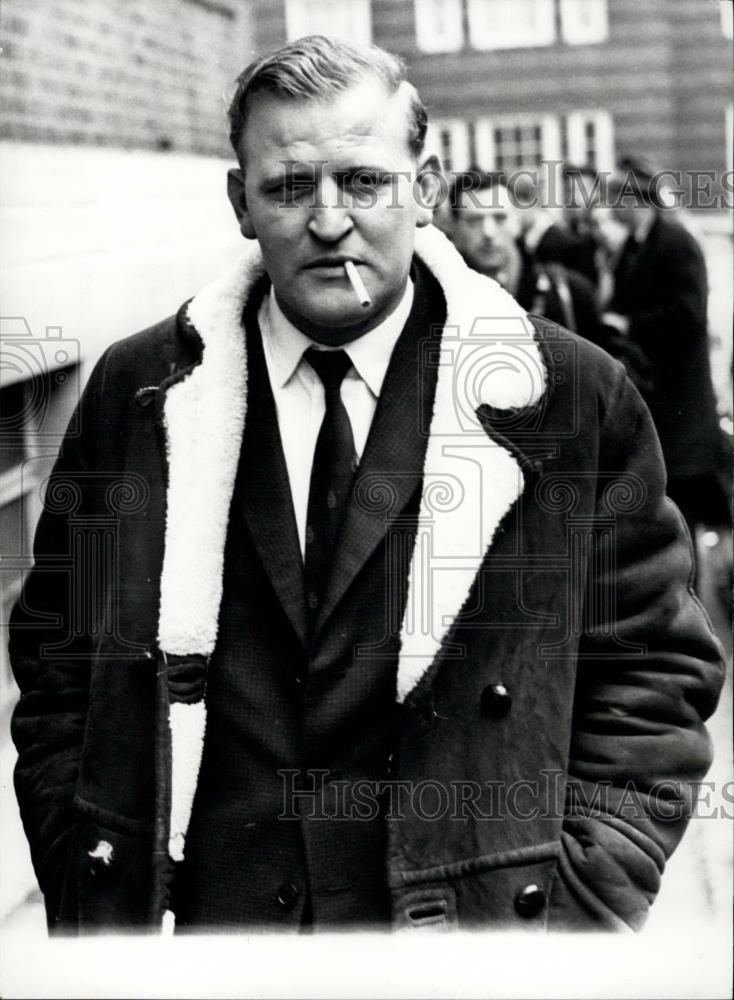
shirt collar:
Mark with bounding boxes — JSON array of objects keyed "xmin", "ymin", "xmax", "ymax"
[{"xmin": 260, "ymin": 278, "xmax": 415, "ymax": 398}]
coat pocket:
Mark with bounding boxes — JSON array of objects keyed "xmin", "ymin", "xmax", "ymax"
[
  {"xmin": 392, "ymin": 842, "xmax": 560, "ymax": 930},
  {"xmin": 71, "ymin": 800, "xmax": 154, "ymax": 932}
]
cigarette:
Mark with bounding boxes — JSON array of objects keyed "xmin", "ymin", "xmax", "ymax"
[{"xmin": 344, "ymin": 260, "xmax": 371, "ymax": 308}]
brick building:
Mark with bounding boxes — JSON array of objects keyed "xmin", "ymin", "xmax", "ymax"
[
  {"xmin": 0, "ymin": 0, "xmax": 253, "ymax": 156},
  {"xmin": 1, "ymin": 4, "xmax": 253, "ymax": 896},
  {"xmin": 249, "ymin": 0, "xmax": 733, "ymax": 189}
]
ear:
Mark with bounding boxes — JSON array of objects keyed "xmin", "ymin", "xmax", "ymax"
[
  {"xmin": 414, "ymin": 154, "xmax": 444, "ymax": 228},
  {"xmin": 227, "ymin": 167, "xmax": 257, "ymax": 240}
]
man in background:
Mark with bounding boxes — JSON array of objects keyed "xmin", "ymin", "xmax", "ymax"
[
  {"xmin": 449, "ymin": 169, "xmax": 604, "ymax": 347},
  {"xmin": 561, "ymin": 163, "xmax": 603, "ymax": 290},
  {"xmin": 603, "ymin": 157, "xmax": 728, "ymax": 534}
]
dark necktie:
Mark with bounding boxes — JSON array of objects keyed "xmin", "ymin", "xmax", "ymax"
[{"xmin": 303, "ymin": 347, "xmax": 357, "ymax": 636}]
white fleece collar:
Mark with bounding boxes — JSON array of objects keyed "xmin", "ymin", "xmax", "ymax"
[
  {"xmin": 396, "ymin": 226, "xmax": 545, "ymax": 699},
  {"xmin": 156, "ymin": 225, "xmax": 545, "ymax": 877},
  {"xmin": 157, "ymin": 222, "xmax": 545, "ymax": 680}
]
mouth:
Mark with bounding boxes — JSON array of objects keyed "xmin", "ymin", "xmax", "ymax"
[{"xmin": 304, "ymin": 257, "xmax": 362, "ymax": 271}]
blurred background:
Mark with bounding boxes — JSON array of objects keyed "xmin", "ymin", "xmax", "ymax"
[{"xmin": 0, "ymin": 0, "xmax": 731, "ymax": 939}]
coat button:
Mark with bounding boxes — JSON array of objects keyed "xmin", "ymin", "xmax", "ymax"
[
  {"xmin": 514, "ymin": 884, "xmax": 546, "ymax": 918},
  {"xmin": 276, "ymin": 881, "xmax": 301, "ymax": 911},
  {"xmin": 481, "ymin": 683, "xmax": 512, "ymax": 718}
]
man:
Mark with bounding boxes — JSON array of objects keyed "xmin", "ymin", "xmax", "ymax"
[
  {"xmin": 10, "ymin": 37, "xmax": 724, "ymax": 934},
  {"xmin": 603, "ymin": 157, "xmax": 728, "ymax": 532},
  {"xmin": 448, "ymin": 170, "xmax": 604, "ymax": 349},
  {"xmin": 512, "ymin": 169, "xmax": 582, "ymax": 271},
  {"xmin": 561, "ymin": 163, "xmax": 603, "ymax": 290}
]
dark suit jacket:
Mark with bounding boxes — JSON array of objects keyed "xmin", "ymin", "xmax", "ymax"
[
  {"xmin": 9, "ymin": 226, "xmax": 724, "ymax": 934},
  {"xmin": 516, "ymin": 250, "xmax": 603, "ymax": 349},
  {"xmin": 610, "ymin": 215, "xmax": 722, "ymax": 485},
  {"xmin": 534, "ymin": 222, "xmax": 578, "ymax": 268},
  {"xmin": 566, "ymin": 224, "xmax": 601, "ymax": 289}
]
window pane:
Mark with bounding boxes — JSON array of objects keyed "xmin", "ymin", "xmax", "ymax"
[
  {"xmin": 566, "ymin": 110, "xmax": 614, "ymax": 171},
  {"xmin": 414, "ymin": 0, "xmax": 464, "ymax": 52},
  {"xmin": 485, "ymin": 116, "xmax": 550, "ymax": 171},
  {"xmin": 468, "ymin": 0, "xmax": 555, "ymax": 49},
  {"xmin": 285, "ymin": 0, "xmax": 372, "ymax": 43},
  {"xmin": 560, "ymin": 0, "xmax": 608, "ymax": 45},
  {"xmin": 722, "ymin": 1, "xmax": 733, "ymax": 40},
  {"xmin": 425, "ymin": 118, "xmax": 470, "ymax": 171}
]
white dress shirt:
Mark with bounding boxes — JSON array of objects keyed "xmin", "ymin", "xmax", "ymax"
[{"xmin": 258, "ymin": 279, "xmax": 415, "ymax": 558}]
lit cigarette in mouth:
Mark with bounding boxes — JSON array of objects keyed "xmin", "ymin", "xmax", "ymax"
[{"xmin": 344, "ymin": 260, "xmax": 371, "ymax": 308}]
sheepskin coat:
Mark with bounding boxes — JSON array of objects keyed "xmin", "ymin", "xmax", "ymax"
[{"xmin": 10, "ymin": 225, "xmax": 724, "ymax": 933}]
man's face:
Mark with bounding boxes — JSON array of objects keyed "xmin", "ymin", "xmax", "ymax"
[
  {"xmin": 228, "ymin": 75, "xmax": 435, "ymax": 344},
  {"xmin": 451, "ymin": 184, "xmax": 521, "ymax": 286}
]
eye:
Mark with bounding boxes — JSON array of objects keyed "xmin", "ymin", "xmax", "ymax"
[
  {"xmin": 267, "ymin": 177, "xmax": 316, "ymax": 201},
  {"xmin": 344, "ymin": 169, "xmax": 389, "ymax": 191}
]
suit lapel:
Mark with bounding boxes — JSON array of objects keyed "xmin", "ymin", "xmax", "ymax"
[
  {"xmin": 315, "ymin": 262, "xmax": 446, "ymax": 635},
  {"xmin": 238, "ymin": 288, "xmax": 308, "ymax": 648}
]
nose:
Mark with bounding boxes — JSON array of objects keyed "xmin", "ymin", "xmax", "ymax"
[
  {"xmin": 481, "ymin": 216, "xmax": 499, "ymax": 240},
  {"xmin": 307, "ymin": 175, "xmax": 354, "ymax": 243}
]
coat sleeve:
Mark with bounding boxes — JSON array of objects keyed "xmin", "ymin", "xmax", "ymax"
[
  {"xmin": 9, "ymin": 347, "xmax": 113, "ymax": 928},
  {"xmin": 548, "ymin": 363, "xmax": 725, "ymax": 931}
]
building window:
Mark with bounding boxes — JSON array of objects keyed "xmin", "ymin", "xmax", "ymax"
[
  {"xmin": 721, "ymin": 1, "xmax": 733, "ymax": 40},
  {"xmin": 474, "ymin": 114, "xmax": 561, "ymax": 171},
  {"xmin": 284, "ymin": 0, "xmax": 372, "ymax": 44},
  {"xmin": 559, "ymin": 0, "xmax": 608, "ymax": 45},
  {"xmin": 565, "ymin": 110, "xmax": 614, "ymax": 170},
  {"xmin": 424, "ymin": 117, "xmax": 470, "ymax": 171},
  {"xmin": 467, "ymin": 0, "xmax": 555, "ymax": 50},
  {"xmin": 414, "ymin": 0, "xmax": 464, "ymax": 52}
]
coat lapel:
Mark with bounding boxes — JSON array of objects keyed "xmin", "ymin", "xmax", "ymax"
[
  {"xmin": 157, "ymin": 248, "xmax": 264, "ymax": 657},
  {"xmin": 393, "ymin": 227, "xmax": 547, "ymax": 702},
  {"xmin": 238, "ymin": 294, "xmax": 308, "ymax": 647},
  {"xmin": 158, "ymin": 225, "xmax": 547, "ymax": 690}
]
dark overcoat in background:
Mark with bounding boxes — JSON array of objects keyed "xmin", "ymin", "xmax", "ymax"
[{"xmin": 610, "ymin": 215, "xmax": 725, "ymax": 517}]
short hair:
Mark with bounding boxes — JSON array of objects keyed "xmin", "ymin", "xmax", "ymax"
[
  {"xmin": 227, "ymin": 35, "xmax": 428, "ymax": 161},
  {"xmin": 448, "ymin": 169, "xmax": 508, "ymax": 217}
]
